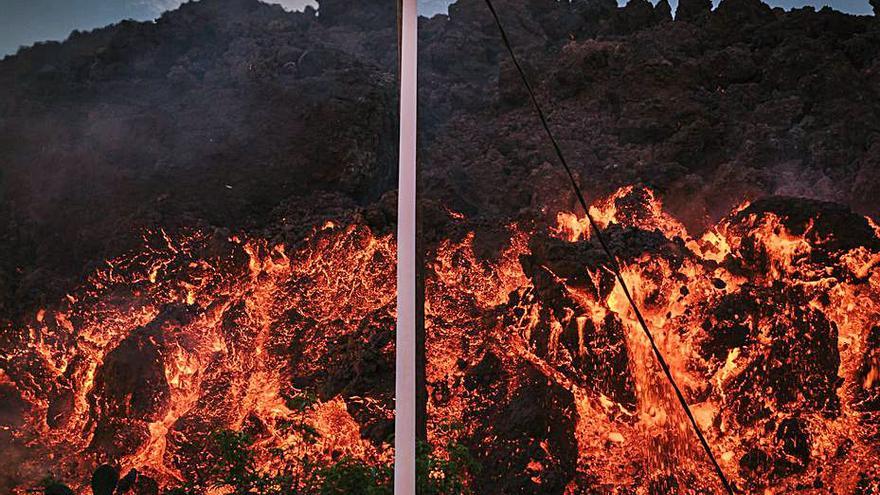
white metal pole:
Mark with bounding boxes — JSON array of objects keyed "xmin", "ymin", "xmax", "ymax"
[{"xmin": 395, "ymin": 0, "xmax": 417, "ymax": 493}]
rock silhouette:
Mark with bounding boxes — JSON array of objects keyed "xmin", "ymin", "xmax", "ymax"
[
  {"xmin": 90, "ymin": 465, "xmax": 119, "ymax": 495},
  {"xmin": 44, "ymin": 484, "xmax": 75, "ymax": 495}
]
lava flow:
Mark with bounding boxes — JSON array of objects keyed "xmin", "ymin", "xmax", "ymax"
[
  {"xmin": 3, "ymin": 185, "xmax": 880, "ymax": 494},
  {"xmin": 426, "ymin": 186, "xmax": 880, "ymax": 494},
  {"xmin": 0, "ymin": 222, "xmax": 396, "ymax": 493}
]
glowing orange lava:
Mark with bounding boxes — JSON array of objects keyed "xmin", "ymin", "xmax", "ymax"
[
  {"xmin": 3, "ymin": 185, "xmax": 880, "ymax": 494},
  {"xmin": 2, "ymin": 224, "xmax": 394, "ymax": 493},
  {"xmin": 427, "ymin": 186, "xmax": 880, "ymax": 494}
]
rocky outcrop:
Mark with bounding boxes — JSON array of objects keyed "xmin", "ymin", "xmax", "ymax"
[
  {"xmin": 417, "ymin": 0, "xmax": 880, "ymax": 243},
  {"xmin": 1, "ymin": 0, "xmax": 879, "ymax": 493},
  {"xmin": 0, "ymin": 0, "xmax": 398, "ymax": 315},
  {"xmin": 676, "ymin": 0, "xmax": 712, "ymax": 21}
]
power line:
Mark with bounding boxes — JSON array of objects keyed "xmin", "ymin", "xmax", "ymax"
[{"xmin": 480, "ymin": 1, "xmax": 735, "ymax": 493}]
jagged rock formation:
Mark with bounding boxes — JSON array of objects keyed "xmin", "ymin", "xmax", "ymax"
[
  {"xmin": 1, "ymin": 0, "xmax": 880, "ymax": 494},
  {"xmin": 417, "ymin": 0, "xmax": 880, "ymax": 243},
  {"xmin": 0, "ymin": 0, "xmax": 399, "ymax": 316},
  {"xmin": 677, "ymin": 0, "xmax": 713, "ymax": 21}
]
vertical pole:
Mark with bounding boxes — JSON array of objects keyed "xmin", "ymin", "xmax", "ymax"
[{"xmin": 395, "ymin": 0, "xmax": 417, "ymax": 493}]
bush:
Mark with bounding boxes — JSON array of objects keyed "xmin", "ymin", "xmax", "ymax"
[
  {"xmin": 44, "ymin": 394, "xmax": 478, "ymax": 495},
  {"xmin": 161, "ymin": 395, "xmax": 478, "ymax": 495}
]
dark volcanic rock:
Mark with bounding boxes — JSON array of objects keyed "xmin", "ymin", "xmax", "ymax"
[
  {"xmin": 655, "ymin": 0, "xmax": 673, "ymax": 20},
  {"xmin": 676, "ymin": 0, "xmax": 712, "ymax": 21},
  {"xmin": 44, "ymin": 484, "xmax": 75, "ymax": 495},
  {"xmin": 90, "ymin": 465, "xmax": 119, "ymax": 495},
  {"xmin": 1, "ymin": 0, "xmax": 880, "ymax": 493},
  {"xmin": 734, "ymin": 197, "xmax": 880, "ymax": 253},
  {"xmin": 0, "ymin": 0, "xmax": 399, "ymax": 315},
  {"xmin": 4, "ymin": 0, "xmax": 878, "ymax": 321},
  {"xmin": 713, "ymin": 0, "xmax": 774, "ymax": 26},
  {"xmin": 315, "ymin": 311, "xmax": 396, "ymax": 445},
  {"xmin": 89, "ymin": 315, "xmax": 179, "ymax": 423},
  {"xmin": 856, "ymin": 474, "xmax": 880, "ymax": 494},
  {"xmin": 727, "ymin": 286, "xmax": 841, "ymax": 423},
  {"xmin": 418, "ymin": 0, "xmax": 880, "ymax": 240},
  {"xmin": 729, "ymin": 197, "xmax": 880, "ymax": 279},
  {"xmin": 772, "ymin": 417, "xmax": 811, "ymax": 478},
  {"xmin": 132, "ymin": 475, "xmax": 160, "ymax": 495},
  {"xmin": 317, "ymin": 0, "xmax": 396, "ymax": 28},
  {"xmin": 465, "ymin": 362, "xmax": 578, "ymax": 495},
  {"xmin": 86, "ymin": 307, "xmax": 196, "ymax": 458},
  {"xmin": 116, "ymin": 469, "xmax": 138, "ymax": 493},
  {"xmin": 855, "ymin": 326, "xmax": 880, "ymax": 442}
]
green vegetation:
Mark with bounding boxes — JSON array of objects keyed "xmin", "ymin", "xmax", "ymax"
[
  {"xmin": 164, "ymin": 393, "xmax": 478, "ymax": 495},
  {"xmin": 41, "ymin": 393, "xmax": 477, "ymax": 495}
]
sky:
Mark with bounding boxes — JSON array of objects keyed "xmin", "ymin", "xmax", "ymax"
[
  {"xmin": 0, "ymin": 0, "xmax": 874, "ymax": 57},
  {"xmin": 419, "ymin": 0, "xmax": 875, "ymax": 15},
  {"xmin": 0, "ymin": 0, "xmax": 317, "ymax": 57}
]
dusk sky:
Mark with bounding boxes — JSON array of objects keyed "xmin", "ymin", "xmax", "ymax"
[{"xmin": 0, "ymin": 0, "xmax": 874, "ymax": 57}]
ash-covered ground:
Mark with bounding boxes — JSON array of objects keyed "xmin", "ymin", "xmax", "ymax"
[{"xmin": 2, "ymin": 0, "xmax": 880, "ymax": 493}]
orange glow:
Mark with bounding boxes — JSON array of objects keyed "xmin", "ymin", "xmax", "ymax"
[
  {"xmin": 3, "ymin": 224, "xmax": 394, "ymax": 492},
  {"xmin": 427, "ymin": 186, "xmax": 880, "ymax": 493},
  {"xmin": 4, "ymin": 185, "xmax": 880, "ymax": 493}
]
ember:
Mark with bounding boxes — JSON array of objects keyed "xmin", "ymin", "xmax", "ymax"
[
  {"xmin": 1, "ymin": 186, "xmax": 879, "ymax": 493},
  {"xmin": 426, "ymin": 186, "xmax": 880, "ymax": 494},
  {"xmin": 2, "ymin": 0, "xmax": 880, "ymax": 492},
  {"xmin": 1, "ymin": 224, "xmax": 395, "ymax": 492}
]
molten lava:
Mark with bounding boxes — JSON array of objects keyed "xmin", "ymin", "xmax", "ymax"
[
  {"xmin": 1, "ymin": 223, "xmax": 395, "ymax": 493},
  {"xmin": 426, "ymin": 186, "xmax": 880, "ymax": 494},
  {"xmin": 3, "ymin": 186, "xmax": 880, "ymax": 494}
]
